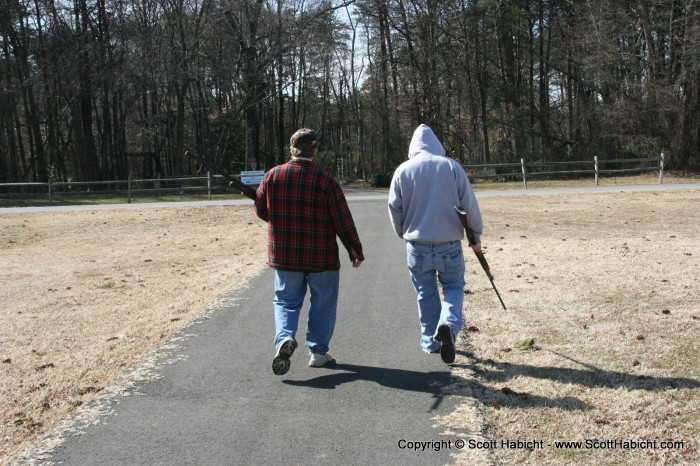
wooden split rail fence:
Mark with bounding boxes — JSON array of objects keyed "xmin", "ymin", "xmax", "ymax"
[{"xmin": 1, "ymin": 154, "xmax": 666, "ymax": 202}]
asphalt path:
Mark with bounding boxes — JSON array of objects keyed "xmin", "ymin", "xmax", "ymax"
[{"xmin": 16, "ymin": 196, "xmax": 471, "ymax": 465}]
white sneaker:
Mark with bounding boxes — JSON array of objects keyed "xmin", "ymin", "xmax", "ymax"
[
  {"xmin": 272, "ymin": 338, "xmax": 295, "ymax": 375},
  {"xmin": 308, "ymin": 352, "xmax": 335, "ymax": 367}
]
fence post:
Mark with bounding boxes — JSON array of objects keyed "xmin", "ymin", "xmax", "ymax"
[
  {"xmin": 520, "ymin": 159, "xmax": 527, "ymax": 189},
  {"xmin": 127, "ymin": 175, "xmax": 132, "ymax": 203},
  {"xmin": 659, "ymin": 152, "xmax": 665, "ymax": 184},
  {"xmin": 594, "ymin": 156, "xmax": 599, "ymax": 186},
  {"xmin": 48, "ymin": 180, "xmax": 52, "ymax": 202},
  {"xmin": 207, "ymin": 171, "xmax": 212, "ymax": 200}
]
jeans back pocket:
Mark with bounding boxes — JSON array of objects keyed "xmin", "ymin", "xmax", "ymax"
[
  {"xmin": 441, "ymin": 249, "xmax": 463, "ymax": 273},
  {"xmin": 407, "ymin": 249, "xmax": 423, "ymax": 270}
]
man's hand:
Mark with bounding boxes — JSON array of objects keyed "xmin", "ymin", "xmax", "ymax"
[
  {"xmin": 352, "ymin": 258, "xmax": 363, "ymax": 268},
  {"xmin": 470, "ymin": 242, "xmax": 482, "ymax": 253}
]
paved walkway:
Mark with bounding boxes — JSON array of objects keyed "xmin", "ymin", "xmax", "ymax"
[{"xmin": 15, "ymin": 197, "xmax": 472, "ymax": 465}]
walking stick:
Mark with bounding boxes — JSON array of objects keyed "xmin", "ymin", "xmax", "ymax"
[{"xmin": 454, "ymin": 205, "xmax": 507, "ymax": 310}]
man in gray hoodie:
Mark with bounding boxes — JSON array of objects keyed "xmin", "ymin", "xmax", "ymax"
[{"xmin": 388, "ymin": 124, "xmax": 483, "ymax": 364}]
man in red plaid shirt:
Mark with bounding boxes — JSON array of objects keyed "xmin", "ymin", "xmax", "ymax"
[{"xmin": 255, "ymin": 128, "xmax": 364, "ymax": 375}]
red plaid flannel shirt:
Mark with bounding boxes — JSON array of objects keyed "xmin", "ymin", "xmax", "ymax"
[{"xmin": 254, "ymin": 158, "xmax": 364, "ymax": 272}]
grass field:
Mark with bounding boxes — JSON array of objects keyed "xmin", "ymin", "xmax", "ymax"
[{"xmin": 442, "ymin": 187, "xmax": 699, "ymax": 465}]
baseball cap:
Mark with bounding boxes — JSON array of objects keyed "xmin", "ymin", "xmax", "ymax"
[{"xmin": 290, "ymin": 128, "xmax": 318, "ymax": 148}]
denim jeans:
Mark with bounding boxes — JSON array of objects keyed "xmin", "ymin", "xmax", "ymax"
[
  {"xmin": 406, "ymin": 241, "xmax": 465, "ymax": 352},
  {"xmin": 273, "ymin": 269, "xmax": 339, "ymax": 355}
]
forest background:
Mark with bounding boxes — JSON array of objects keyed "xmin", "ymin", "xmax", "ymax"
[{"xmin": 1, "ymin": 0, "xmax": 699, "ymax": 185}]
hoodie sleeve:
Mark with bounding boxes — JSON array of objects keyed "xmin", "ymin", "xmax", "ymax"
[
  {"xmin": 387, "ymin": 171, "xmax": 404, "ymax": 238},
  {"xmin": 455, "ymin": 163, "xmax": 483, "ymax": 244}
]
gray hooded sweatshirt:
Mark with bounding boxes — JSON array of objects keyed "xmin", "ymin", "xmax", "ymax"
[{"xmin": 388, "ymin": 124, "xmax": 483, "ymax": 243}]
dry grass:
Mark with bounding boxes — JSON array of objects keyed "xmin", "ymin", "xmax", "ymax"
[
  {"xmin": 469, "ymin": 171, "xmax": 700, "ymax": 191},
  {"xmin": 442, "ymin": 189, "xmax": 700, "ymax": 465},
  {"xmin": 1, "ymin": 187, "xmax": 699, "ymax": 465},
  {"xmin": 0, "ymin": 206, "xmax": 266, "ymax": 464}
]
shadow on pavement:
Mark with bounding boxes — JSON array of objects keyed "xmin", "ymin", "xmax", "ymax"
[
  {"xmin": 283, "ymin": 363, "xmax": 455, "ymax": 410},
  {"xmin": 283, "ymin": 362, "xmax": 590, "ymax": 412}
]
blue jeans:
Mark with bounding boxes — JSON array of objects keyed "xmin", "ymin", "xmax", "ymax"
[
  {"xmin": 406, "ymin": 241, "xmax": 465, "ymax": 352},
  {"xmin": 273, "ymin": 269, "xmax": 339, "ymax": 355}
]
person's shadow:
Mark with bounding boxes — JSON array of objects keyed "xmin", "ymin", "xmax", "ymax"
[
  {"xmin": 283, "ymin": 351, "xmax": 700, "ymax": 412},
  {"xmin": 455, "ymin": 349, "xmax": 700, "ymax": 392},
  {"xmin": 283, "ymin": 362, "xmax": 587, "ymax": 411}
]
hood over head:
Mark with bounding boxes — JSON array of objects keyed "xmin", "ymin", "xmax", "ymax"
[{"xmin": 408, "ymin": 124, "xmax": 445, "ymax": 159}]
